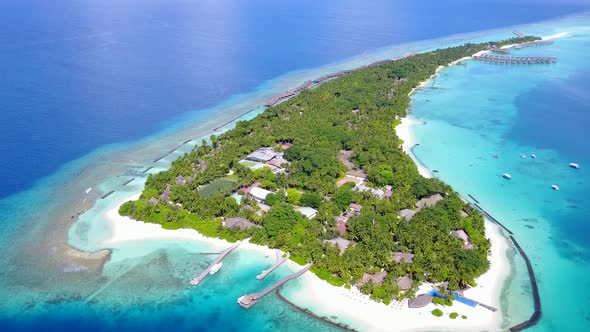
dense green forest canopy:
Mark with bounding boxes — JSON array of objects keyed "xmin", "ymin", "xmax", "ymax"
[{"xmin": 119, "ymin": 36, "xmax": 537, "ymax": 303}]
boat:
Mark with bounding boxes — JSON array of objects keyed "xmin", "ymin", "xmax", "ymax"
[
  {"xmin": 502, "ymin": 173, "xmax": 512, "ymax": 180},
  {"xmin": 209, "ymin": 262, "xmax": 223, "ymax": 275},
  {"xmin": 569, "ymin": 163, "xmax": 580, "ymax": 169},
  {"xmin": 520, "ymin": 154, "xmax": 526, "ymax": 158},
  {"xmin": 531, "ymin": 154, "xmax": 536, "ymax": 159},
  {"xmin": 551, "ymin": 185, "xmax": 560, "ymax": 191}
]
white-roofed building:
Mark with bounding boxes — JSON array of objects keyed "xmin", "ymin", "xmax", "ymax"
[
  {"xmin": 250, "ymin": 187, "xmax": 272, "ymax": 202},
  {"xmin": 294, "ymin": 206, "xmax": 317, "ymax": 219},
  {"xmin": 246, "ymin": 148, "xmax": 277, "ymax": 162}
]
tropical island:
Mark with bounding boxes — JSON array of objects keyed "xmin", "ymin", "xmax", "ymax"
[{"xmin": 119, "ymin": 35, "xmax": 538, "ymax": 305}]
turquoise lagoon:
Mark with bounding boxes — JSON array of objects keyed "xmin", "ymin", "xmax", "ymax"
[{"xmin": 409, "ymin": 14, "xmax": 590, "ymax": 332}]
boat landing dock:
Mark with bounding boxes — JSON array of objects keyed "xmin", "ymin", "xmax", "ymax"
[
  {"xmin": 190, "ymin": 241, "xmax": 241, "ymax": 286},
  {"xmin": 473, "ymin": 54, "xmax": 557, "ymax": 64},
  {"xmin": 256, "ymin": 249, "xmax": 289, "ymax": 280},
  {"xmin": 238, "ymin": 263, "xmax": 312, "ymax": 309}
]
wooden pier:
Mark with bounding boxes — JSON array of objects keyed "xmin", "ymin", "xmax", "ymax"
[
  {"xmin": 256, "ymin": 249, "xmax": 289, "ymax": 280},
  {"xmin": 514, "ymin": 40, "xmax": 554, "ymax": 49},
  {"xmin": 473, "ymin": 54, "xmax": 557, "ymax": 64},
  {"xmin": 190, "ymin": 242, "xmax": 241, "ymax": 286},
  {"xmin": 489, "ymin": 47, "xmax": 510, "ymax": 54},
  {"xmin": 238, "ymin": 263, "xmax": 312, "ymax": 308}
]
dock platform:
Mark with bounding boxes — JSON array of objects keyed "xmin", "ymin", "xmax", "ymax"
[
  {"xmin": 190, "ymin": 242, "xmax": 241, "ymax": 286},
  {"xmin": 256, "ymin": 249, "xmax": 289, "ymax": 280},
  {"xmin": 473, "ymin": 54, "xmax": 557, "ymax": 64},
  {"xmin": 238, "ymin": 263, "xmax": 312, "ymax": 308}
]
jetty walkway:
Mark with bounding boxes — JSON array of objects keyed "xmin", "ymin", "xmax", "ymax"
[
  {"xmin": 190, "ymin": 242, "xmax": 241, "ymax": 286},
  {"xmin": 514, "ymin": 40, "xmax": 554, "ymax": 49},
  {"xmin": 238, "ymin": 263, "xmax": 312, "ymax": 308},
  {"xmin": 256, "ymin": 249, "xmax": 289, "ymax": 280},
  {"xmin": 473, "ymin": 54, "xmax": 557, "ymax": 64}
]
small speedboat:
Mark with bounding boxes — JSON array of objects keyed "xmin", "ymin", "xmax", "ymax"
[
  {"xmin": 551, "ymin": 185, "xmax": 560, "ymax": 191},
  {"xmin": 502, "ymin": 173, "xmax": 512, "ymax": 180},
  {"xmin": 209, "ymin": 262, "xmax": 223, "ymax": 275},
  {"xmin": 531, "ymin": 154, "xmax": 537, "ymax": 159},
  {"xmin": 520, "ymin": 154, "xmax": 526, "ymax": 158},
  {"xmin": 569, "ymin": 163, "xmax": 580, "ymax": 169}
]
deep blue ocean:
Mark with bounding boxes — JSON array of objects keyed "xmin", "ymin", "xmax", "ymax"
[
  {"xmin": 1, "ymin": 0, "xmax": 590, "ymax": 331},
  {"xmin": 1, "ymin": 0, "xmax": 589, "ymax": 198}
]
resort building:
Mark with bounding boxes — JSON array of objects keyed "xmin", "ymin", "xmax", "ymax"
[
  {"xmin": 415, "ymin": 193, "xmax": 444, "ymax": 209},
  {"xmin": 224, "ymin": 217, "xmax": 257, "ymax": 230},
  {"xmin": 397, "ymin": 275, "xmax": 413, "ymax": 290},
  {"xmin": 324, "ymin": 237, "xmax": 350, "ymax": 255},
  {"xmin": 399, "ymin": 209, "xmax": 416, "ymax": 221},
  {"xmin": 246, "ymin": 147, "xmax": 277, "ymax": 162},
  {"xmin": 159, "ymin": 183, "xmax": 172, "ymax": 201},
  {"xmin": 249, "ymin": 187, "xmax": 272, "ymax": 202},
  {"xmin": 358, "ymin": 271, "xmax": 387, "ymax": 287},
  {"xmin": 175, "ymin": 175, "xmax": 192, "ymax": 185},
  {"xmin": 349, "ymin": 203, "xmax": 362, "ymax": 215},
  {"xmin": 391, "ymin": 252, "xmax": 415, "ymax": 264},
  {"xmin": 408, "ymin": 294, "xmax": 434, "ymax": 308},
  {"xmin": 295, "ymin": 206, "xmax": 317, "ymax": 219},
  {"xmin": 335, "ymin": 220, "xmax": 347, "ymax": 236},
  {"xmin": 453, "ymin": 229, "xmax": 477, "ymax": 250}
]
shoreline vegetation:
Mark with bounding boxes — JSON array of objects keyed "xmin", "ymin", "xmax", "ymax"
[{"xmin": 117, "ymin": 36, "xmax": 539, "ymax": 327}]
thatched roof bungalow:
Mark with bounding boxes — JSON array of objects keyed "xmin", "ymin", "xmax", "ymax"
[
  {"xmin": 358, "ymin": 271, "xmax": 387, "ymax": 287},
  {"xmin": 391, "ymin": 252, "xmax": 415, "ymax": 264},
  {"xmin": 397, "ymin": 275, "xmax": 413, "ymax": 290},
  {"xmin": 408, "ymin": 294, "xmax": 433, "ymax": 308},
  {"xmin": 224, "ymin": 217, "xmax": 257, "ymax": 230},
  {"xmin": 325, "ymin": 237, "xmax": 351, "ymax": 255},
  {"xmin": 415, "ymin": 193, "xmax": 444, "ymax": 209}
]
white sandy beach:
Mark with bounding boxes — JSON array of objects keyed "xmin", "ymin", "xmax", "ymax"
[{"xmin": 285, "ymin": 217, "xmax": 510, "ymax": 332}]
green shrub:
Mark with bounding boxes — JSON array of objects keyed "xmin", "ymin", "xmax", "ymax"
[
  {"xmin": 431, "ymin": 309, "xmax": 443, "ymax": 317},
  {"xmin": 344, "ymin": 284, "xmax": 352, "ymax": 289},
  {"xmin": 462, "ymin": 315, "xmax": 467, "ymax": 320},
  {"xmin": 432, "ymin": 297, "xmax": 445, "ymax": 305},
  {"xmin": 449, "ymin": 312, "xmax": 458, "ymax": 319}
]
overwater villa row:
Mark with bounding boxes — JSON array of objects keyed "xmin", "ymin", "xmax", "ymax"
[
  {"xmin": 514, "ymin": 39, "xmax": 554, "ymax": 49},
  {"xmin": 473, "ymin": 54, "xmax": 557, "ymax": 64}
]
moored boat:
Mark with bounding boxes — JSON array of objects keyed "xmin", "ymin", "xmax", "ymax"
[
  {"xmin": 209, "ymin": 262, "xmax": 223, "ymax": 275},
  {"xmin": 502, "ymin": 173, "xmax": 512, "ymax": 180},
  {"xmin": 569, "ymin": 163, "xmax": 580, "ymax": 169},
  {"xmin": 531, "ymin": 154, "xmax": 536, "ymax": 159},
  {"xmin": 551, "ymin": 185, "xmax": 560, "ymax": 191}
]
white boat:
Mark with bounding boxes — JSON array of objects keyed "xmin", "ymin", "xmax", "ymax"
[
  {"xmin": 531, "ymin": 154, "xmax": 536, "ymax": 159},
  {"xmin": 551, "ymin": 185, "xmax": 560, "ymax": 191},
  {"xmin": 569, "ymin": 163, "xmax": 580, "ymax": 169},
  {"xmin": 209, "ymin": 262, "xmax": 223, "ymax": 275},
  {"xmin": 520, "ymin": 154, "xmax": 526, "ymax": 158},
  {"xmin": 502, "ymin": 173, "xmax": 512, "ymax": 180}
]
